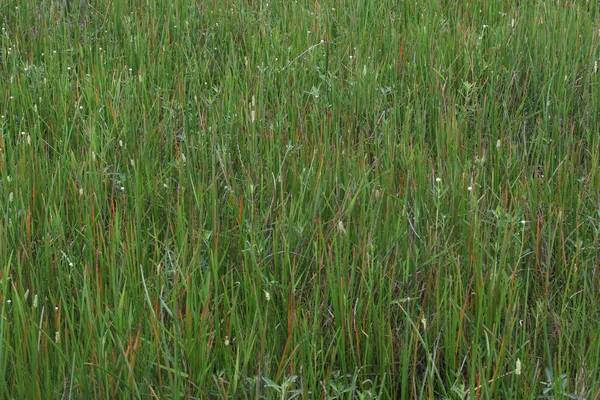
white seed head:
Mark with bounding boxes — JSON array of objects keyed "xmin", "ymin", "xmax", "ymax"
[
  {"xmin": 8, "ymin": 192, "xmax": 13, "ymax": 202},
  {"xmin": 515, "ymin": 359, "xmax": 522, "ymax": 375},
  {"xmin": 33, "ymin": 294, "xmax": 38, "ymax": 308},
  {"xmin": 55, "ymin": 331, "xmax": 60, "ymax": 343},
  {"xmin": 264, "ymin": 291, "xmax": 271, "ymax": 301},
  {"xmin": 496, "ymin": 139, "xmax": 501, "ymax": 149}
]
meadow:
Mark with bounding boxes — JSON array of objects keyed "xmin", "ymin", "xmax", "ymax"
[{"xmin": 1, "ymin": 0, "xmax": 600, "ymax": 398}]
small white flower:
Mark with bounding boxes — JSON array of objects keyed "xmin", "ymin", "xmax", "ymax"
[
  {"xmin": 119, "ymin": 140, "xmax": 123, "ymax": 147},
  {"xmin": 120, "ymin": 186, "xmax": 125, "ymax": 191},
  {"xmin": 129, "ymin": 68, "xmax": 133, "ymax": 72},
  {"xmin": 224, "ymin": 336, "xmax": 230, "ymax": 346},
  {"xmin": 515, "ymin": 359, "xmax": 522, "ymax": 375},
  {"xmin": 163, "ymin": 183, "xmax": 168, "ymax": 188},
  {"xmin": 67, "ymin": 67, "xmax": 71, "ymax": 71},
  {"xmin": 467, "ymin": 186, "xmax": 473, "ymax": 191},
  {"xmin": 435, "ymin": 177, "xmax": 441, "ymax": 183},
  {"xmin": 264, "ymin": 291, "xmax": 271, "ymax": 301},
  {"xmin": 79, "ymin": 106, "xmax": 83, "ymax": 110},
  {"xmin": 69, "ymin": 262, "xmax": 74, "ymax": 267},
  {"xmin": 337, "ymin": 220, "xmax": 347, "ymax": 235},
  {"xmin": 521, "ymin": 220, "xmax": 527, "ymax": 225},
  {"xmin": 6, "ymin": 299, "xmax": 11, "ymax": 304},
  {"xmin": 55, "ymin": 306, "xmax": 59, "ymax": 311},
  {"xmin": 79, "ymin": 188, "xmax": 84, "ymax": 196}
]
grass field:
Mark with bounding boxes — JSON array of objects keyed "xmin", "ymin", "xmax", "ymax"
[{"xmin": 1, "ymin": 0, "xmax": 600, "ymax": 398}]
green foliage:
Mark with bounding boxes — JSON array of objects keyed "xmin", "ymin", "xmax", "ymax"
[{"xmin": 1, "ymin": 0, "xmax": 599, "ymax": 398}]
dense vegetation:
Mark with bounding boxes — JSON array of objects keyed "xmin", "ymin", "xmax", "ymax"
[{"xmin": 1, "ymin": 0, "xmax": 599, "ymax": 398}]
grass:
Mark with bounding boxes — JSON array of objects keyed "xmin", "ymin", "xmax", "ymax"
[{"xmin": 1, "ymin": 0, "xmax": 600, "ymax": 398}]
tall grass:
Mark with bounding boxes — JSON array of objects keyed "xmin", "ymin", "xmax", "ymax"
[{"xmin": 1, "ymin": 0, "xmax": 599, "ymax": 398}]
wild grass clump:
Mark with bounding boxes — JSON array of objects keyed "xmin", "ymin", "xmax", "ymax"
[{"xmin": 1, "ymin": 0, "xmax": 599, "ymax": 398}]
